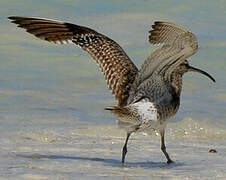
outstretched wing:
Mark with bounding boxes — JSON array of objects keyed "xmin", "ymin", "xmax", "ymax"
[
  {"xmin": 132, "ymin": 21, "xmax": 198, "ymax": 89},
  {"xmin": 8, "ymin": 16, "xmax": 138, "ymax": 107}
]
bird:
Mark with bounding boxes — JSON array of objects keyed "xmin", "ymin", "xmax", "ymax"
[{"xmin": 8, "ymin": 16, "xmax": 215, "ymax": 164}]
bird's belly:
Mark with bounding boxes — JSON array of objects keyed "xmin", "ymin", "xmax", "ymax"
[
  {"xmin": 116, "ymin": 99, "xmax": 169, "ymax": 133},
  {"xmin": 117, "ymin": 115, "xmax": 169, "ymax": 134}
]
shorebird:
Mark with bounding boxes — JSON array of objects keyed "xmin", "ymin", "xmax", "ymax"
[{"xmin": 8, "ymin": 16, "xmax": 215, "ymax": 164}]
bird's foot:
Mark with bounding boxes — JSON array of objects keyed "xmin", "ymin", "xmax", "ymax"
[
  {"xmin": 167, "ymin": 159, "xmax": 174, "ymax": 164},
  {"xmin": 120, "ymin": 162, "xmax": 130, "ymax": 167}
]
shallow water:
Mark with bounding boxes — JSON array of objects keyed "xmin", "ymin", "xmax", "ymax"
[{"xmin": 1, "ymin": 0, "xmax": 226, "ymax": 179}]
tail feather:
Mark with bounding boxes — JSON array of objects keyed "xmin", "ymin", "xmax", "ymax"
[{"xmin": 105, "ymin": 106, "xmax": 130, "ymax": 116}]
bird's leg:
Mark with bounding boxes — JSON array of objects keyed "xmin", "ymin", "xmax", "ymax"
[
  {"xmin": 121, "ymin": 132, "xmax": 131, "ymax": 164},
  {"xmin": 160, "ymin": 130, "xmax": 173, "ymax": 164}
]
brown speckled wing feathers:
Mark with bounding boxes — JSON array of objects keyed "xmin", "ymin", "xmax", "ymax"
[
  {"xmin": 134, "ymin": 21, "xmax": 198, "ymax": 87},
  {"xmin": 8, "ymin": 16, "xmax": 138, "ymax": 106}
]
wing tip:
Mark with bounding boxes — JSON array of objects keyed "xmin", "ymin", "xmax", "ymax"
[
  {"xmin": 148, "ymin": 27, "xmax": 160, "ymax": 44},
  {"xmin": 154, "ymin": 21, "xmax": 163, "ymax": 25},
  {"xmin": 8, "ymin": 16, "xmax": 26, "ymax": 22},
  {"xmin": 8, "ymin": 16, "xmax": 19, "ymax": 24},
  {"xmin": 148, "ymin": 21, "xmax": 166, "ymax": 44},
  {"xmin": 149, "ymin": 21, "xmax": 192, "ymax": 45},
  {"xmin": 8, "ymin": 16, "xmax": 30, "ymax": 26},
  {"xmin": 8, "ymin": 16, "xmax": 18, "ymax": 20}
]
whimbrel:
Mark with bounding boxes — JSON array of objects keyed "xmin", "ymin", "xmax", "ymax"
[{"xmin": 8, "ymin": 16, "xmax": 215, "ymax": 164}]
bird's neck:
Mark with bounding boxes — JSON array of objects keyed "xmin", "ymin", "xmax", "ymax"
[{"xmin": 170, "ymin": 73, "xmax": 183, "ymax": 96}]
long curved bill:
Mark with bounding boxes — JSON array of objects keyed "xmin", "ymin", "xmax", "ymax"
[{"xmin": 188, "ymin": 65, "xmax": 216, "ymax": 82}]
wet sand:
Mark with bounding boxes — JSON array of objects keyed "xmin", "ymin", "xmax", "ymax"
[{"xmin": 1, "ymin": 118, "xmax": 226, "ymax": 179}]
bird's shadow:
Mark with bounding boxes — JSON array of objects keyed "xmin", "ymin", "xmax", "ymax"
[{"xmin": 15, "ymin": 153, "xmax": 184, "ymax": 169}]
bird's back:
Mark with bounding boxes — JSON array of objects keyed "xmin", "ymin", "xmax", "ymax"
[{"xmin": 109, "ymin": 74, "xmax": 180, "ymax": 133}]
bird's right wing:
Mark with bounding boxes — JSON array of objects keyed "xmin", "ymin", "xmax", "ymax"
[
  {"xmin": 8, "ymin": 16, "xmax": 138, "ymax": 107},
  {"xmin": 129, "ymin": 21, "xmax": 198, "ymax": 100}
]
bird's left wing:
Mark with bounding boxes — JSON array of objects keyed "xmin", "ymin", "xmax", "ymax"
[
  {"xmin": 129, "ymin": 21, "xmax": 198, "ymax": 99},
  {"xmin": 8, "ymin": 16, "xmax": 138, "ymax": 107}
]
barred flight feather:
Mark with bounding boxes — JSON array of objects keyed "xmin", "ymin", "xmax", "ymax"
[
  {"xmin": 131, "ymin": 21, "xmax": 198, "ymax": 91},
  {"xmin": 8, "ymin": 16, "xmax": 138, "ymax": 107}
]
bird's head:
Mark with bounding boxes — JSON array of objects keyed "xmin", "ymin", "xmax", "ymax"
[
  {"xmin": 176, "ymin": 60, "xmax": 215, "ymax": 82},
  {"xmin": 170, "ymin": 60, "xmax": 215, "ymax": 95}
]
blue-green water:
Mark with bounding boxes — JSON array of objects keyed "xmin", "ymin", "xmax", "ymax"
[{"xmin": 0, "ymin": 0, "xmax": 226, "ymax": 179}]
